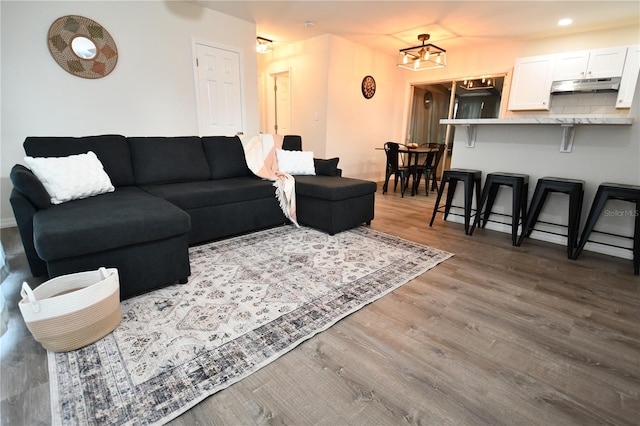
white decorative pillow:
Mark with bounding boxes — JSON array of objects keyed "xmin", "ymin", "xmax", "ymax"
[
  {"xmin": 24, "ymin": 151, "xmax": 115, "ymax": 204},
  {"xmin": 276, "ymin": 149, "xmax": 316, "ymax": 175}
]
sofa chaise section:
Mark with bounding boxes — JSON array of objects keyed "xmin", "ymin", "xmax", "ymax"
[
  {"xmin": 294, "ymin": 175, "xmax": 377, "ymax": 235},
  {"xmin": 280, "ymin": 136, "xmax": 377, "ymax": 235},
  {"xmin": 33, "ymin": 187, "xmax": 191, "ymax": 299},
  {"xmin": 13, "ymin": 134, "xmax": 139, "ymax": 278},
  {"xmin": 13, "ymin": 135, "xmax": 193, "ymax": 299}
]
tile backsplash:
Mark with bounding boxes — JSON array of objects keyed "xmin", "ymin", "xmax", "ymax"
[{"xmin": 505, "ymin": 92, "xmax": 629, "ymax": 118}]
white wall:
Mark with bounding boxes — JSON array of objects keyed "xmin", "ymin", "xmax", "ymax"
[
  {"xmin": 258, "ymin": 35, "xmax": 332, "ymax": 158},
  {"xmin": 1, "ymin": 1, "xmax": 259, "ymax": 226},
  {"xmin": 325, "ymin": 35, "xmax": 406, "ymax": 180},
  {"xmin": 259, "ymin": 34, "xmax": 406, "ymax": 181}
]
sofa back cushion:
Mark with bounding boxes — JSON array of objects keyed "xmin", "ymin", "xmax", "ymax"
[
  {"xmin": 128, "ymin": 136, "xmax": 211, "ymax": 185},
  {"xmin": 23, "ymin": 135, "xmax": 134, "ymax": 187},
  {"xmin": 314, "ymin": 157, "xmax": 341, "ymax": 176},
  {"xmin": 201, "ymin": 136, "xmax": 252, "ymax": 179}
]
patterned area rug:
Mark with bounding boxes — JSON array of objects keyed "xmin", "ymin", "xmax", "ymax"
[{"xmin": 48, "ymin": 226, "xmax": 452, "ymax": 425}]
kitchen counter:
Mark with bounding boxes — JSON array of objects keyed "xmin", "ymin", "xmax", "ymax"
[
  {"xmin": 440, "ymin": 117, "xmax": 634, "ymax": 152},
  {"xmin": 440, "ymin": 117, "xmax": 634, "ymax": 125},
  {"xmin": 440, "ymin": 114, "xmax": 638, "ymax": 260}
]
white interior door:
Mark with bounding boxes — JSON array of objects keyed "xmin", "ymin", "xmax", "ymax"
[
  {"xmin": 266, "ymin": 70, "xmax": 291, "ymax": 135},
  {"xmin": 194, "ymin": 42, "xmax": 243, "ymax": 136}
]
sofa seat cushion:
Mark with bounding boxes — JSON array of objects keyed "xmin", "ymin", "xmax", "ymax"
[
  {"xmin": 294, "ymin": 176, "xmax": 377, "ymax": 201},
  {"xmin": 33, "ymin": 187, "xmax": 190, "ymax": 261},
  {"xmin": 140, "ymin": 177, "xmax": 277, "ymax": 210}
]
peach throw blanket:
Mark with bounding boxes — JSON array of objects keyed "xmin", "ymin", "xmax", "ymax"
[{"xmin": 240, "ymin": 134, "xmax": 299, "ymax": 227}]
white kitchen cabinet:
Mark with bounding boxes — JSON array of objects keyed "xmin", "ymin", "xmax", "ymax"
[
  {"xmin": 508, "ymin": 55, "xmax": 555, "ymax": 111},
  {"xmin": 553, "ymin": 46, "xmax": 627, "ymax": 81},
  {"xmin": 616, "ymin": 45, "xmax": 640, "ymax": 108}
]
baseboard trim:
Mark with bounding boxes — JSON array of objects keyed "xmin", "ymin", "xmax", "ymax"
[
  {"xmin": 444, "ymin": 212, "xmax": 633, "ymax": 260},
  {"xmin": 1, "ymin": 218, "xmax": 17, "ymax": 229}
]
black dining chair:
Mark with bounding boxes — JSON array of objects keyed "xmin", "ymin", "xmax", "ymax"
[
  {"xmin": 382, "ymin": 142, "xmax": 411, "ymax": 197},
  {"xmin": 412, "ymin": 143, "xmax": 445, "ymax": 196},
  {"xmin": 282, "ymin": 135, "xmax": 302, "ymax": 151}
]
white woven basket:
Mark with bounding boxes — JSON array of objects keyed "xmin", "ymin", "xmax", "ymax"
[{"xmin": 19, "ymin": 267, "xmax": 121, "ymax": 352}]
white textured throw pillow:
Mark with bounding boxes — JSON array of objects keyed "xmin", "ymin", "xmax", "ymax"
[
  {"xmin": 276, "ymin": 149, "xmax": 316, "ymax": 175},
  {"xmin": 24, "ymin": 151, "xmax": 115, "ymax": 204}
]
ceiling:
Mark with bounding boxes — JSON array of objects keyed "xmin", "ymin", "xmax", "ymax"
[{"xmin": 192, "ymin": 1, "xmax": 640, "ymax": 55}]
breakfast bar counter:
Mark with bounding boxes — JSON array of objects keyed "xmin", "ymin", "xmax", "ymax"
[
  {"xmin": 441, "ymin": 118, "xmax": 634, "ymax": 124},
  {"xmin": 440, "ymin": 117, "xmax": 634, "ymax": 152},
  {"xmin": 437, "ymin": 116, "xmax": 639, "ymax": 261}
]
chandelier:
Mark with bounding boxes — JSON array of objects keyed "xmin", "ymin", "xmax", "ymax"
[
  {"xmin": 256, "ymin": 37, "xmax": 273, "ymax": 54},
  {"xmin": 460, "ymin": 77, "xmax": 495, "ymax": 91},
  {"xmin": 397, "ymin": 34, "xmax": 446, "ymax": 71}
]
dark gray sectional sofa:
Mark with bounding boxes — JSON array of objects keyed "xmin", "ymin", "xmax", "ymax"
[{"xmin": 9, "ymin": 134, "xmax": 376, "ymax": 299}]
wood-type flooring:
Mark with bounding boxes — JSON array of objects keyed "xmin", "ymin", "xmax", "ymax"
[{"xmin": 1, "ymin": 183, "xmax": 638, "ymax": 425}]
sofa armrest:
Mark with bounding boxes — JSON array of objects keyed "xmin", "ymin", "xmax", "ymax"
[{"xmin": 9, "ymin": 189, "xmax": 48, "ymax": 277}]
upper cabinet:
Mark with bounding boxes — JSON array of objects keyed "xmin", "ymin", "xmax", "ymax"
[
  {"xmin": 507, "ymin": 55, "xmax": 555, "ymax": 111},
  {"xmin": 508, "ymin": 45, "xmax": 639, "ymax": 112},
  {"xmin": 617, "ymin": 45, "xmax": 640, "ymax": 109},
  {"xmin": 553, "ymin": 47, "xmax": 627, "ymax": 81}
]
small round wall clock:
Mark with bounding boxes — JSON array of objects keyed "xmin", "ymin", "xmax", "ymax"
[
  {"xmin": 361, "ymin": 75, "xmax": 376, "ymax": 99},
  {"xmin": 424, "ymin": 91, "xmax": 433, "ymax": 109}
]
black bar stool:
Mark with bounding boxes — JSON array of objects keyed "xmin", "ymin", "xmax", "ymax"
[
  {"xmin": 470, "ymin": 172, "xmax": 529, "ymax": 246},
  {"xmin": 429, "ymin": 168, "xmax": 482, "ymax": 235},
  {"xmin": 573, "ymin": 183, "xmax": 640, "ymax": 275},
  {"xmin": 517, "ymin": 177, "xmax": 584, "ymax": 259}
]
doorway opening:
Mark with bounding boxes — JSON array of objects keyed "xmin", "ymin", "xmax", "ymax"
[
  {"xmin": 407, "ymin": 75, "xmax": 505, "ymax": 177},
  {"xmin": 264, "ymin": 70, "xmax": 291, "ymax": 135}
]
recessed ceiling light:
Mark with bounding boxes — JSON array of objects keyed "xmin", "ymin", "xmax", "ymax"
[{"xmin": 558, "ymin": 18, "xmax": 573, "ymax": 26}]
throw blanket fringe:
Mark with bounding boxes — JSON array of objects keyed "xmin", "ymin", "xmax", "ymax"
[{"xmin": 240, "ymin": 134, "xmax": 299, "ymax": 227}]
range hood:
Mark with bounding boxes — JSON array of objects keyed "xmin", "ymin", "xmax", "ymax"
[{"xmin": 551, "ymin": 77, "xmax": 621, "ymax": 94}]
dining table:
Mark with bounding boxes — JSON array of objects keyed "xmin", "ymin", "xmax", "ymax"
[
  {"xmin": 378, "ymin": 144, "xmax": 439, "ymax": 196},
  {"xmin": 406, "ymin": 146, "xmax": 440, "ymax": 196}
]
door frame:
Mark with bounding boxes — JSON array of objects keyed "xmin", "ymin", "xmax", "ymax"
[
  {"xmin": 191, "ymin": 37, "xmax": 246, "ymax": 136},
  {"xmin": 260, "ymin": 67, "xmax": 292, "ymax": 135}
]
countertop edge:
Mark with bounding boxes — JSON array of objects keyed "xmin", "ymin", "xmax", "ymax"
[{"xmin": 439, "ymin": 118, "xmax": 635, "ymax": 125}]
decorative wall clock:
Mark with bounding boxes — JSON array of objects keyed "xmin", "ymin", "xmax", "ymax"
[
  {"xmin": 361, "ymin": 75, "xmax": 376, "ymax": 99},
  {"xmin": 47, "ymin": 15, "xmax": 118, "ymax": 79},
  {"xmin": 424, "ymin": 91, "xmax": 433, "ymax": 109}
]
